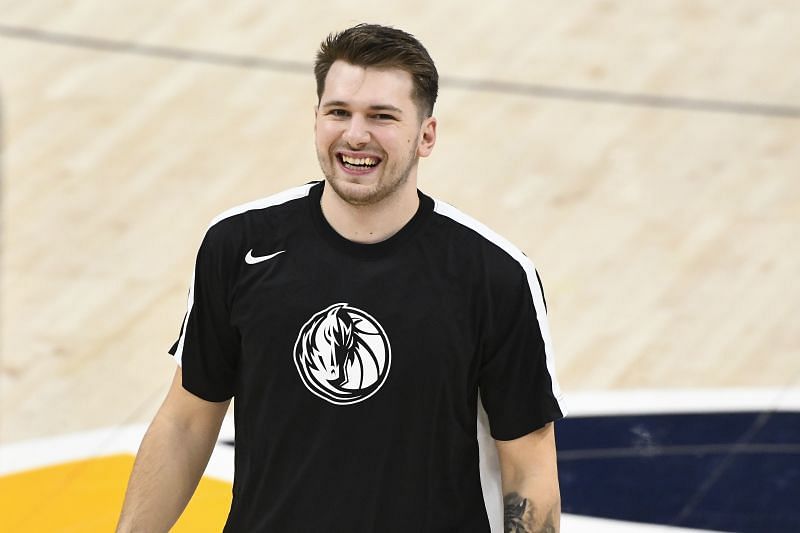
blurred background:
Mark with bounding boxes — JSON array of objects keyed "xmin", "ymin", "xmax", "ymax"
[{"xmin": 1, "ymin": 1, "xmax": 798, "ymax": 531}]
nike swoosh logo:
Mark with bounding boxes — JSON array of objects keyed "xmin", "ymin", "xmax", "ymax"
[{"xmin": 245, "ymin": 249, "xmax": 285, "ymax": 264}]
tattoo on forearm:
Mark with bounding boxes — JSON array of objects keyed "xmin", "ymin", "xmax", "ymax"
[
  {"xmin": 503, "ymin": 492, "xmax": 557, "ymax": 533},
  {"xmin": 504, "ymin": 492, "xmax": 529, "ymax": 532}
]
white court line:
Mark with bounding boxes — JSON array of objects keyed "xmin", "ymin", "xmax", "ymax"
[
  {"xmin": 0, "ymin": 424, "xmax": 147, "ymax": 476},
  {"xmin": 561, "ymin": 514, "xmax": 720, "ymax": 532},
  {"xmin": 566, "ymin": 387, "xmax": 800, "ymax": 416},
  {"xmin": 0, "ymin": 423, "xmax": 237, "ymax": 482}
]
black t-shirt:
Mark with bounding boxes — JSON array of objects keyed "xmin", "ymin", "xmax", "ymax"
[{"xmin": 170, "ymin": 181, "xmax": 566, "ymax": 532}]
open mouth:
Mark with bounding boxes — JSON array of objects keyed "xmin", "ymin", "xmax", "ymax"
[{"xmin": 337, "ymin": 153, "xmax": 382, "ymax": 173}]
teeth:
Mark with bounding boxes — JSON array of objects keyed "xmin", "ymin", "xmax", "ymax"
[{"xmin": 342, "ymin": 155, "xmax": 378, "ymax": 166}]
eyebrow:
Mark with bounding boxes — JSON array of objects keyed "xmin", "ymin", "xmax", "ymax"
[{"xmin": 320, "ymin": 100, "xmax": 404, "ymax": 114}]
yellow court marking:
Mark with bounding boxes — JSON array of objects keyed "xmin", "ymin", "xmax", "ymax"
[{"xmin": 0, "ymin": 454, "xmax": 232, "ymax": 532}]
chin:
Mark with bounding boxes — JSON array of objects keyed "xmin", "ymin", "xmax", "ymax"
[{"xmin": 328, "ymin": 177, "xmax": 386, "ymax": 206}]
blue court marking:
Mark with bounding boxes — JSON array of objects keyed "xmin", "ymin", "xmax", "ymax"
[{"xmin": 557, "ymin": 412, "xmax": 800, "ymax": 532}]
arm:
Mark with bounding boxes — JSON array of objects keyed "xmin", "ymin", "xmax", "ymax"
[
  {"xmin": 116, "ymin": 367, "xmax": 230, "ymax": 533},
  {"xmin": 495, "ymin": 422, "xmax": 561, "ymax": 533}
]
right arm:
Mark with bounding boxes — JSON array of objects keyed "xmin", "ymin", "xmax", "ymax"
[{"xmin": 116, "ymin": 367, "xmax": 230, "ymax": 533}]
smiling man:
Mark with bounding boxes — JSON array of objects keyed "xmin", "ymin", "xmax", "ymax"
[
  {"xmin": 316, "ymin": 61, "xmax": 428, "ymax": 207},
  {"xmin": 117, "ymin": 24, "xmax": 565, "ymax": 533}
]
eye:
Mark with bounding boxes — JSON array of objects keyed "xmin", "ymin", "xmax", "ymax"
[
  {"xmin": 327, "ymin": 109, "xmax": 350, "ymax": 117},
  {"xmin": 373, "ymin": 113, "xmax": 397, "ymax": 121}
]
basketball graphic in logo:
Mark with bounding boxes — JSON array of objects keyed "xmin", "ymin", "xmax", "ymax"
[{"xmin": 293, "ymin": 303, "xmax": 391, "ymax": 405}]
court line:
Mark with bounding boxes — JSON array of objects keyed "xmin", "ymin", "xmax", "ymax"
[
  {"xmin": 440, "ymin": 77, "xmax": 800, "ymax": 118},
  {"xmin": 566, "ymin": 387, "xmax": 800, "ymax": 415},
  {"xmin": 1, "ymin": 23, "xmax": 798, "ymax": 119},
  {"xmin": 671, "ymin": 410, "xmax": 773, "ymax": 527},
  {"xmin": 559, "ymin": 442, "xmax": 800, "ymax": 461}
]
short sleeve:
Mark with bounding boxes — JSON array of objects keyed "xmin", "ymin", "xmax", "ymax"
[
  {"xmin": 478, "ymin": 262, "xmax": 565, "ymax": 441},
  {"xmin": 168, "ymin": 225, "xmax": 240, "ymax": 401}
]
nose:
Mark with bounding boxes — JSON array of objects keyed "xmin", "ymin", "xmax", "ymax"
[{"xmin": 342, "ymin": 114, "xmax": 370, "ymax": 148}]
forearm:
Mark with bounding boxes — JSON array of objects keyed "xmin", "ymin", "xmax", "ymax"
[
  {"xmin": 496, "ymin": 422, "xmax": 561, "ymax": 533},
  {"xmin": 502, "ymin": 474, "xmax": 561, "ymax": 533},
  {"xmin": 116, "ymin": 409, "xmax": 222, "ymax": 532}
]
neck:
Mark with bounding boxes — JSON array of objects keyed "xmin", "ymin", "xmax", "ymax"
[{"xmin": 320, "ymin": 181, "xmax": 420, "ymax": 244}]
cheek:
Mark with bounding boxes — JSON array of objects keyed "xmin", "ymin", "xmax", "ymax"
[
  {"xmin": 315, "ymin": 123, "xmax": 338, "ymax": 147},
  {"xmin": 373, "ymin": 129, "xmax": 410, "ymax": 151}
]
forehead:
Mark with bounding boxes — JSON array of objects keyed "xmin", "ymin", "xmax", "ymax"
[{"xmin": 320, "ymin": 60, "xmax": 415, "ymax": 109}]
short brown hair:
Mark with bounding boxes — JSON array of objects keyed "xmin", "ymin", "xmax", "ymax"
[{"xmin": 314, "ymin": 24, "xmax": 439, "ymax": 118}]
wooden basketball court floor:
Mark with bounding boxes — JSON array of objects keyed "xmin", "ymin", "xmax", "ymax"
[{"xmin": 1, "ymin": 1, "xmax": 798, "ymax": 531}]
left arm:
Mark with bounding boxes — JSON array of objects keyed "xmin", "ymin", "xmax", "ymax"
[{"xmin": 495, "ymin": 422, "xmax": 560, "ymax": 533}]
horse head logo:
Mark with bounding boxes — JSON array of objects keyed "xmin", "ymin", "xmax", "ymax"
[{"xmin": 294, "ymin": 303, "xmax": 391, "ymax": 405}]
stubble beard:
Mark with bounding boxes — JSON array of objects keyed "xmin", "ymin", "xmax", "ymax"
[{"xmin": 318, "ymin": 137, "xmax": 420, "ymax": 207}]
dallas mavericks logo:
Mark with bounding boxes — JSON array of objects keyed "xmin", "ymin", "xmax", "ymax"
[{"xmin": 293, "ymin": 303, "xmax": 391, "ymax": 405}]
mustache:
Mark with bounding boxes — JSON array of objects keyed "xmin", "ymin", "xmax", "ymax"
[{"xmin": 331, "ymin": 145, "xmax": 384, "ymax": 155}]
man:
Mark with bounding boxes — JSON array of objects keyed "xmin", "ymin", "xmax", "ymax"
[{"xmin": 117, "ymin": 24, "xmax": 566, "ymax": 533}]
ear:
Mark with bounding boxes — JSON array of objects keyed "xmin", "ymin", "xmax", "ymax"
[{"xmin": 416, "ymin": 116, "xmax": 437, "ymax": 158}]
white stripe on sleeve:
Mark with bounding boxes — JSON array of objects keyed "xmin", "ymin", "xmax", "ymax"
[{"xmin": 433, "ymin": 199, "xmax": 567, "ymax": 415}]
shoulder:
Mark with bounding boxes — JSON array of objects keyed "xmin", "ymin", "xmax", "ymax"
[
  {"xmin": 196, "ymin": 181, "xmax": 318, "ymax": 258},
  {"xmin": 193, "ymin": 182, "xmax": 318, "ymax": 270},
  {"xmin": 205, "ymin": 182, "xmax": 317, "ymax": 238},
  {"xmin": 427, "ymin": 195, "xmax": 538, "ymax": 278}
]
